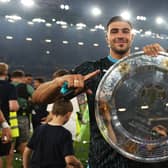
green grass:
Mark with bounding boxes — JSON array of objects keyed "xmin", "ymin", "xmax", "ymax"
[
  {"xmin": 13, "ymin": 153, "xmax": 22, "ymax": 167},
  {"xmin": 2, "ymin": 153, "xmax": 22, "ymax": 168},
  {"xmin": 74, "ymin": 123, "xmax": 90, "ymax": 167}
]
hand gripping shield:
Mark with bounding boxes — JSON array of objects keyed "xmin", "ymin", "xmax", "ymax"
[{"xmin": 95, "ymin": 52, "xmax": 168, "ymax": 162}]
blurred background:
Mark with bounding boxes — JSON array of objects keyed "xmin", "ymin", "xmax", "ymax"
[{"xmin": 0, "ymin": 0, "xmax": 167, "ymax": 77}]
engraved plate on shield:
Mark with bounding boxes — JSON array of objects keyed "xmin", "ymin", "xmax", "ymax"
[{"xmin": 95, "ymin": 51, "xmax": 168, "ymax": 162}]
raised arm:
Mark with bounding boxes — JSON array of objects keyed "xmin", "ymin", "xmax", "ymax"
[{"xmin": 32, "ymin": 70, "xmax": 100, "ymax": 104}]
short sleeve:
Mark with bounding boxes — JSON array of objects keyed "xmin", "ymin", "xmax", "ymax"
[
  {"xmin": 61, "ymin": 130, "xmax": 74, "ymax": 157},
  {"xmin": 27, "ymin": 126, "xmax": 42, "ymax": 150}
]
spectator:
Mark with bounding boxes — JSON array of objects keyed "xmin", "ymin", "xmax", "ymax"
[
  {"xmin": 0, "ymin": 62, "xmax": 19, "ymax": 168},
  {"xmin": 31, "ymin": 77, "xmax": 48, "ymax": 130},
  {"xmin": 11, "ymin": 70, "xmax": 34, "ymax": 156}
]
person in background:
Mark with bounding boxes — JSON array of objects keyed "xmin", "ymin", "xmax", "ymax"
[
  {"xmin": 24, "ymin": 73, "xmax": 33, "ymax": 86},
  {"xmin": 31, "ymin": 77, "xmax": 48, "ymax": 130},
  {"xmin": 24, "ymin": 73, "xmax": 35, "ymax": 127},
  {"xmin": 11, "ymin": 70, "xmax": 34, "ymax": 156},
  {"xmin": 0, "ymin": 63, "xmax": 19, "ymax": 168},
  {"xmin": 0, "ymin": 109, "xmax": 12, "ymax": 161},
  {"xmin": 23, "ymin": 98, "xmax": 83, "ymax": 168},
  {"xmin": 0, "ymin": 109, "xmax": 12, "ymax": 143}
]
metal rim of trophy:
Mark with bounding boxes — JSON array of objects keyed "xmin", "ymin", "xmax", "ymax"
[{"xmin": 95, "ymin": 51, "xmax": 168, "ymax": 162}]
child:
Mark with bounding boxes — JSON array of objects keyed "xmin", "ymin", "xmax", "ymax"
[{"xmin": 23, "ymin": 98, "xmax": 83, "ymax": 168}]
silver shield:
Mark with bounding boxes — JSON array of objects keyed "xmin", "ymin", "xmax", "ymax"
[{"xmin": 95, "ymin": 51, "xmax": 168, "ymax": 162}]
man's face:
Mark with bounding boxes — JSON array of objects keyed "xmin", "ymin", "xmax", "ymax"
[
  {"xmin": 106, "ymin": 21, "xmax": 134, "ymax": 55},
  {"xmin": 25, "ymin": 76, "xmax": 33, "ymax": 84},
  {"xmin": 33, "ymin": 80, "xmax": 41, "ymax": 89}
]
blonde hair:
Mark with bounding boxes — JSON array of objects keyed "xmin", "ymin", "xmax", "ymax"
[{"xmin": 0, "ymin": 63, "xmax": 8, "ymax": 76}]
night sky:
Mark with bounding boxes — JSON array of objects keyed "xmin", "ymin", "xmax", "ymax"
[{"xmin": 0, "ymin": 0, "xmax": 167, "ymax": 77}]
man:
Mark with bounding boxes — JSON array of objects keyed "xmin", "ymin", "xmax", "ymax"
[
  {"xmin": 0, "ymin": 110, "xmax": 12, "ymax": 162},
  {"xmin": 24, "ymin": 73, "xmax": 33, "ymax": 85},
  {"xmin": 0, "ymin": 62, "xmax": 19, "ymax": 168},
  {"xmin": 11, "ymin": 70, "xmax": 34, "ymax": 156},
  {"xmin": 31, "ymin": 77, "xmax": 48, "ymax": 130},
  {"xmin": 32, "ymin": 16, "xmax": 165, "ymax": 168},
  {"xmin": 0, "ymin": 110, "xmax": 12, "ymax": 143}
]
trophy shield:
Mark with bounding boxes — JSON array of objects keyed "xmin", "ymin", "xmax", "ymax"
[{"xmin": 95, "ymin": 51, "xmax": 168, "ymax": 162}]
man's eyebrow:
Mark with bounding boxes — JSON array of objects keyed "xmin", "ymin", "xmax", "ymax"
[
  {"xmin": 110, "ymin": 28, "xmax": 119, "ymax": 32},
  {"xmin": 110, "ymin": 28, "xmax": 130, "ymax": 30},
  {"xmin": 111, "ymin": 28, "xmax": 118, "ymax": 30},
  {"xmin": 123, "ymin": 28, "xmax": 130, "ymax": 30}
]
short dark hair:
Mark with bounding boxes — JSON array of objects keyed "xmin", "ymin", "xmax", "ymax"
[
  {"xmin": 106, "ymin": 16, "xmax": 133, "ymax": 30},
  {"xmin": 34, "ymin": 77, "xmax": 45, "ymax": 83},
  {"xmin": 52, "ymin": 69, "xmax": 69, "ymax": 79},
  {"xmin": 25, "ymin": 73, "xmax": 32, "ymax": 77},
  {"xmin": 11, "ymin": 70, "xmax": 25, "ymax": 78},
  {"xmin": 52, "ymin": 98, "xmax": 73, "ymax": 116}
]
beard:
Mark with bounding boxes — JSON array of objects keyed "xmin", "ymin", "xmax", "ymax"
[
  {"xmin": 111, "ymin": 45, "xmax": 130, "ymax": 55},
  {"xmin": 109, "ymin": 38, "xmax": 131, "ymax": 56}
]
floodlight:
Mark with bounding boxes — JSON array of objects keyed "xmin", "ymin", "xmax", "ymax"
[{"xmin": 91, "ymin": 7, "xmax": 102, "ymax": 16}]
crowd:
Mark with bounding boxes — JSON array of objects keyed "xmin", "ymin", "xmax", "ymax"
[{"xmin": 0, "ymin": 63, "xmax": 89, "ymax": 168}]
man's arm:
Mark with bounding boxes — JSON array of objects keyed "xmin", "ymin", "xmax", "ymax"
[
  {"xmin": 0, "ymin": 111, "xmax": 12, "ymax": 143},
  {"xmin": 9, "ymin": 84, "xmax": 20, "ymax": 111},
  {"xmin": 0, "ymin": 111, "xmax": 5, "ymax": 123},
  {"xmin": 32, "ymin": 70, "xmax": 100, "ymax": 104},
  {"xmin": 65, "ymin": 155, "xmax": 83, "ymax": 168},
  {"xmin": 23, "ymin": 147, "xmax": 32, "ymax": 168},
  {"xmin": 9, "ymin": 100, "xmax": 19, "ymax": 112}
]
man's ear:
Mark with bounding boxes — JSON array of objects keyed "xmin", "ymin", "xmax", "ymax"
[
  {"xmin": 105, "ymin": 34, "xmax": 109, "ymax": 46},
  {"xmin": 131, "ymin": 31, "xmax": 135, "ymax": 41},
  {"xmin": 131, "ymin": 34, "xmax": 135, "ymax": 41},
  {"xmin": 67, "ymin": 111, "xmax": 72, "ymax": 118},
  {"xmin": 105, "ymin": 34, "xmax": 108, "ymax": 42}
]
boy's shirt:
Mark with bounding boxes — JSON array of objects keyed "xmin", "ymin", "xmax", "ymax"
[{"xmin": 28, "ymin": 124, "xmax": 74, "ymax": 168}]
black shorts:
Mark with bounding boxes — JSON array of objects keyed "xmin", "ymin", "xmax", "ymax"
[{"xmin": 0, "ymin": 140, "xmax": 11, "ymax": 156}]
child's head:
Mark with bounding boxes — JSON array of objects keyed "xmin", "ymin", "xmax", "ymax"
[
  {"xmin": 52, "ymin": 98, "xmax": 73, "ymax": 122},
  {"xmin": 52, "ymin": 69, "xmax": 69, "ymax": 79}
]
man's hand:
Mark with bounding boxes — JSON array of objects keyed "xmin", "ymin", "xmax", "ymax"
[
  {"xmin": 143, "ymin": 43, "xmax": 165, "ymax": 56},
  {"xmin": 32, "ymin": 70, "xmax": 100, "ymax": 104},
  {"xmin": 57, "ymin": 69, "xmax": 100, "ymax": 89},
  {"xmin": 1, "ymin": 127, "xmax": 12, "ymax": 143}
]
